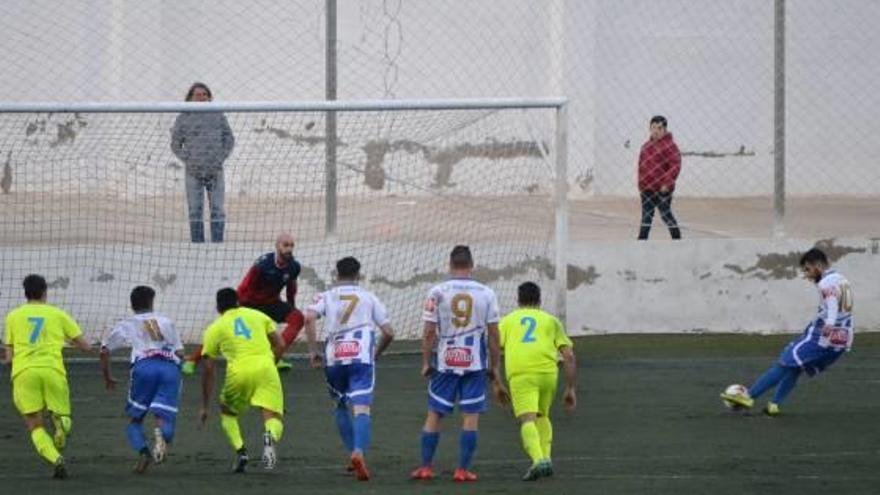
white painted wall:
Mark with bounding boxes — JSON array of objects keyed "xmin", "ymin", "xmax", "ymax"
[
  {"xmin": 0, "ymin": 241, "xmax": 559, "ymax": 343},
  {"xmin": 567, "ymin": 238, "xmax": 880, "ymax": 334},
  {"xmin": 1, "ymin": 1, "xmax": 878, "ymax": 197},
  {"xmin": 1, "ymin": 239, "xmax": 876, "ymax": 343},
  {"xmin": 1, "ymin": 3, "xmax": 879, "ymax": 340}
]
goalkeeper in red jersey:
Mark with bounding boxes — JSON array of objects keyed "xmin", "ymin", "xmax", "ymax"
[{"xmin": 183, "ymin": 233, "xmax": 305, "ymax": 374}]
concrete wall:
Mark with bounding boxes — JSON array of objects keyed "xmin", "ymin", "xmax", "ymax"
[
  {"xmin": 2, "ymin": 238, "xmax": 877, "ymax": 343},
  {"xmin": 0, "ymin": 241, "xmax": 560, "ymax": 343},
  {"xmin": 1, "ymin": 1, "xmax": 879, "ymax": 197},
  {"xmin": 0, "ymin": 109, "xmax": 556, "ymax": 198},
  {"xmin": 1, "ymin": 3, "xmax": 878, "ymax": 341},
  {"xmin": 567, "ymin": 238, "xmax": 880, "ymax": 334}
]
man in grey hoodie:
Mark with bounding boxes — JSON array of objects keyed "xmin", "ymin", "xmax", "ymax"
[{"xmin": 171, "ymin": 82, "xmax": 235, "ymax": 243}]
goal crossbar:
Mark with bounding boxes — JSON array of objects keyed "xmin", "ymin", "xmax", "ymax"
[{"xmin": 0, "ymin": 97, "xmax": 567, "ymax": 114}]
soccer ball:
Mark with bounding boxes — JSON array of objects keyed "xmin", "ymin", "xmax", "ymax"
[{"xmin": 721, "ymin": 384, "xmax": 749, "ymax": 409}]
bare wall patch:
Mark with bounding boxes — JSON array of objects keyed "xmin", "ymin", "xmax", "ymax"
[
  {"xmin": 371, "ymin": 257, "xmax": 555, "ymax": 290},
  {"xmin": 152, "ymin": 272, "xmax": 177, "ymax": 290},
  {"xmin": 47, "ymin": 276, "xmax": 70, "ymax": 289},
  {"xmin": 298, "ymin": 265, "xmax": 328, "ymax": 292},
  {"xmin": 723, "ymin": 239, "xmax": 865, "ymax": 280},
  {"xmin": 568, "ymin": 264, "xmax": 600, "ymax": 290}
]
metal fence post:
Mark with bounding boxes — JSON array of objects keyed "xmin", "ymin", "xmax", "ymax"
[
  {"xmin": 325, "ymin": 0, "xmax": 338, "ymax": 236},
  {"xmin": 773, "ymin": 0, "xmax": 786, "ymax": 237}
]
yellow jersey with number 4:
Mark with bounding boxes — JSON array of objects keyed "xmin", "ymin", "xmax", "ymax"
[
  {"xmin": 499, "ymin": 307, "xmax": 572, "ymax": 379},
  {"xmin": 4, "ymin": 303, "xmax": 82, "ymax": 379},
  {"xmin": 202, "ymin": 307, "xmax": 276, "ymax": 369}
]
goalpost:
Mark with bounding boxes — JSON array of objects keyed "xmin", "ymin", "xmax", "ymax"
[{"xmin": 0, "ymin": 98, "xmax": 568, "ymax": 343}]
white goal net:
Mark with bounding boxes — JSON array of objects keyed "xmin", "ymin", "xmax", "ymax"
[{"xmin": 0, "ymin": 99, "xmax": 567, "ymax": 343}]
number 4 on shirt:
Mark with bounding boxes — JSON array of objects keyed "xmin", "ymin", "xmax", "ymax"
[
  {"xmin": 233, "ymin": 317, "xmax": 252, "ymax": 340},
  {"xmin": 520, "ymin": 316, "xmax": 537, "ymax": 343}
]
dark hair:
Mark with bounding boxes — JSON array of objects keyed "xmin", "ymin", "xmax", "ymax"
[
  {"xmin": 185, "ymin": 82, "xmax": 213, "ymax": 101},
  {"xmin": 130, "ymin": 286, "xmax": 156, "ymax": 313},
  {"xmin": 450, "ymin": 245, "xmax": 474, "ymax": 269},
  {"xmin": 800, "ymin": 248, "xmax": 828, "ymax": 267},
  {"xmin": 518, "ymin": 281, "xmax": 541, "ymax": 306},
  {"xmin": 336, "ymin": 256, "xmax": 361, "ymax": 280},
  {"xmin": 23, "ymin": 274, "xmax": 47, "ymax": 300},
  {"xmin": 216, "ymin": 287, "xmax": 239, "ymax": 313},
  {"xmin": 650, "ymin": 115, "xmax": 668, "ymax": 128}
]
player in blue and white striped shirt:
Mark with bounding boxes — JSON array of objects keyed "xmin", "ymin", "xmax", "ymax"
[
  {"xmin": 410, "ymin": 245, "xmax": 509, "ymax": 482},
  {"xmin": 100, "ymin": 286, "xmax": 184, "ymax": 473},
  {"xmin": 304, "ymin": 256, "xmax": 394, "ymax": 481},
  {"xmin": 722, "ymin": 248, "xmax": 854, "ymax": 416}
]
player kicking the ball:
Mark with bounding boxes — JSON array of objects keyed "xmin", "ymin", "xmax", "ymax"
[
  {"xmin": 410, "ymin": 245, "xmax": 509, "ymax": 482},
  {"xmin": 199, "ymin": 288, "xmax": 286, "ymax": 472},
  {"xmin": 721, "ymin": 247, "xmax": 854, "ymax": 416},
  {"xmin": 498, "ymin": 282, "xmax": 576, "ymax": 481},
  {"xmin": 100, "ymin": 286, "xmax": 184, "ymax": 473},
  {"xmin": 304, "ymin": 256, "xmax": 395, "ymax": 481}
]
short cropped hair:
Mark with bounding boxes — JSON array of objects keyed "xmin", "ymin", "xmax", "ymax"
[
  {"xmin": 216, "ymin": 287, "xmax": 239, "ymax": 313},
  {"xmin": 518, "ymin": 282, "xmax": 541, "ymax": 306},
  {"xmin": 450, "ymin": 245, "xmax": 474, "ymax": 269},
  {"xmin": 23, "ymin": 274, "xmax": 47, "ymax": 300},
  {"xmin": 185, "ymin": 82, "xmax": 212, "ymax": 101},
  {"xmin": 800, "ymin": 248, "xmax": 828, "ymax": 267},
  {"xmin": 650, "ymin": 115, "xmax": 668, "ymax": 128},
  {"xmin": 130, "ymin": 286, "xmax": 156, "ymax": 313},
  {"xmin": 336, "ymin": 256, "xmax": 361, "ymax": 280}
]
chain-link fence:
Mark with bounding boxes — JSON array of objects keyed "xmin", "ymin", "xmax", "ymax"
[{"xmin": 1, "ymin": 0, "xmax": 877, "ymax": 242}]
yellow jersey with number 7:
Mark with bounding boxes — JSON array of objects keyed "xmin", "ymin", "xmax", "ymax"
[
  {"xmin": 4, "ymin": 303, "xmax": 82, "ymax": 379},
  {"xmin": 499, "ymin": 307, "xmax": 572, "ymax": 379}
]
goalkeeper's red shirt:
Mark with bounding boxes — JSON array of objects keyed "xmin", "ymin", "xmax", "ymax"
[{"xmin": 237, "ymin": 252, "xmax": 301, "ymax": 307}]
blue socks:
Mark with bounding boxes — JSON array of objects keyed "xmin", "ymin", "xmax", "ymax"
[
  {"xmin": 160, "ymin": 417, "xmax": 175, "ymax": 443},
  {"xmin": 420, "ymin": 431, "xmax": 440, "ymax": 466},
  {"xmin": 459, "ymin": 430, "xmax": 478, "ymax": 470},
  {"xmin": 418, "ymin": 429, "xmax": 478, "ymax": 468},
  {"xmin": 335, "ymin": 405, "xmax": 354, "ymax": 452},
  {"xmin": 335, "ymin": 407, "xmax": 371, "ymax": 455},
  {"xmin": 126, "ymin": 421, "xmax": 147, "ymax": 453},
  {"xmin": 353, "ymin": 413, "xmax": 371, "ymax": 453},
  {"xmin": 749, "ymin": 364, "xmax": 801, "ymax": 405},
  {"xmin": 129, "ymin": 416, "xmax": 175, "ymax": 453}
]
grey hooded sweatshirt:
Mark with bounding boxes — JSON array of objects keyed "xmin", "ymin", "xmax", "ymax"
[{"xmin": 170, "ymin": 112, "xmax": 235, "ymax": 177}]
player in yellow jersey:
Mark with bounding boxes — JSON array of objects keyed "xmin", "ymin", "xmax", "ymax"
[
  {"xmin": 498, "ymin": 281, "xmax": 576, "ymax": 481},
  {"xmin": 3, "ymin": 274, "xmax": 92, "ymax": 479},
  {"xmin": 199, "ymin": 288, "xmax": 286, "ymax": 473}
]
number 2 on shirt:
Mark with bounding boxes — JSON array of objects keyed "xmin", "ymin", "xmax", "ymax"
[
  {"xmin": 233, "ymin": 317, "xmax": 252, "ymax": 340},
  {"xmin": 28, "ymin": 317, "xmax": 45, "ymax": 343},
  {"xmin": 520, "ymin": 316, "xmax": 537, "ymax": 343}
]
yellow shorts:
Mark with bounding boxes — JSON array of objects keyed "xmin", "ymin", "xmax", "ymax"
[
  {"xmin": 509, "ymin": 372, "xmax": 558, "ymax": 418},
  {"xmin": 12, "ymin": 368, "xmax": 71, "ymax": 416},
  {"xmin": 221, "ymin": 359, "xmax": 284, "ymax": 416}
]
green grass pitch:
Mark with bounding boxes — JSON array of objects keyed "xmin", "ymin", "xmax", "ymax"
[{"xmin": 1, "ymin": 334, "xmax": 878, "ymax": 495}]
